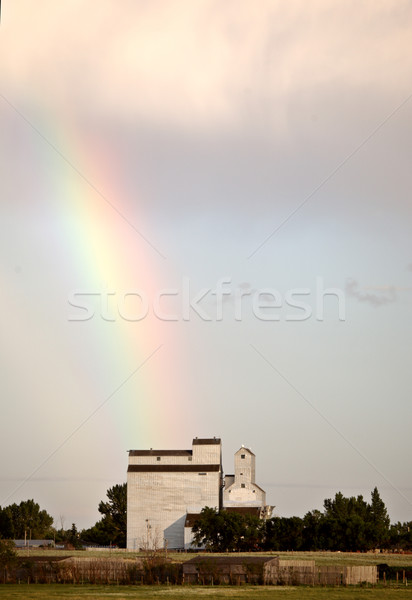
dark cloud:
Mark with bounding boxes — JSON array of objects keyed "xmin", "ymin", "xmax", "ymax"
[{"xmin": 345, "ymin": 279, "xmax": 397, "ymax": 307}]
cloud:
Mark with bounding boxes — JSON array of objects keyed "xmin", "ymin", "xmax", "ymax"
[
  {"xmin": 365, "ymin": 285, "xmax": 412, "ymax": 292},
  {"xmin": 1, "ymin": 1, "xmax": 411, "ymax": 130},
  {"xmin": 345, "ymin": 279, "xmax": 397, "ymax": 307}
]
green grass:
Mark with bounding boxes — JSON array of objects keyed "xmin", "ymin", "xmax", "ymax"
[
  {"xmin": 16, "ymin": 549, "xmax": 412, "ymax": 568},
  {"xmin": 1, "ymin": 585, "xmax": 412, "ymax": 600}
]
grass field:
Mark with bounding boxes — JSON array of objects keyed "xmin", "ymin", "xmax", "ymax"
[
  {"xmin": 16, "ymin": 549, "xmax": 412, "ymax": 568},
  {"xmin": 1, "ymin": 585, "xmax": 412, "ymax": 600}
]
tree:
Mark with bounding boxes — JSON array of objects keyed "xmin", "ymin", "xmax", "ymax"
[
  {"xmin": 0, "ymin": 539, "xmax": 18, "ymax": 579},
  {"xmin": 192, "ymin": 508, "xmax": 243, "ymax": 551},
  {"xmin": 240, "ymin": 514, "xmax": 265, "ymax": 551},
  {"xmin": 263, "ymin": 516, "xmax": 304, "ymax": 551},
  {"xmin": 82, "ymin": 483, "xmax": 127, "ymax": 547},
  {"xmin": 321, "ymin": 489, "xmax": 391, "ymax": 551},
  {"xmin": 192, "ymin": 508, "xmax": 266, "ymax": 551},
  {"xmin": 192, "ymin": 507, "xmax": 227, "ymax": 550},
  {"xmin": 67, "ymin": 523, "xmax": 82, "ymax": 549},
  {"xmin": 302, "ymin": 510, "xmax": 326, "ymax": 550},
  {"xmin": 0, "ymin": 507, "xmax": 13, "ymax": 539},
  {"xmin": 368, "ymin": 487, "xmax": 390, "ymax": 549},
  {"xmin": 261, "ymin": 488, "xmax": 391, "ymax": 552},
  {"xmin": 0, "ymin": 500, "xmax": 53, "ymax": 540},
  {"xmin": 389, "ymin": 521, "xmax": 412, "ymax": 550}
]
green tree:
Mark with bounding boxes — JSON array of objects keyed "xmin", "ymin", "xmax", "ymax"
[
  {"xmin": 368, "ymin": 487, "xmax": 390, "ymax": 549},
  {"xmin": 240, "ymin": 514, "xmax": 265, "ymax": 551},
  {"xmin": 323, "ymin": 492, "xmax": 366, "ymax": 550},
  {"xmin": 389, "ymin": 521, "xmax": 412, "ymax": 550},
  {"xmin": 192, "ymin": 507, "xmax": 263, "ymax": 551},
  {"xmin": 192, "ymin": 507, "xmax": 227, "ymax": 550},
  {"xmin": 0, "ymin": 507, "xmax": 13, "ymax": 539},
  {"xmin": 322, "ymin": 490, "xmax": 389, "ymax": 551},
  {"xmin": 191, "ymin": 487, "xmax": 392, "ymax": 553},
  {"xmin": 1, "ymin": 500, "xmax": 53, "ymax": 540},
  {"xmin": 302, "ymin": 509, "xmax": 326, "ymax": 550},
  {"xmin": 67, "ymin": 523, "xmax": 82, "ymax": 549},
  {"xmin": 263, "ymin": 516, "xmax": 304, "ymax": 551},
  {"xmin": 0, "ymin": 539, "xmax": 18, "ymax": 577},
  {"xmin": 82, "ymin": 483, "xmax": 127, "ymax": 547}
]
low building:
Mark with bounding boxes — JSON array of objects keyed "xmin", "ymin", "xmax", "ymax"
[
  {"xmin": 183, "ymin": 557, "xmax": 378, "ymax": 586},
  {"xmin": 183, "ymin": 555, "xmax": 279, "ymax": 584}
]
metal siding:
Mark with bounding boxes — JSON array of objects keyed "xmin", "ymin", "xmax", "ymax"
[{"xmin": 127, "ymin": 439, "xmax": 222, "ymax": 550}]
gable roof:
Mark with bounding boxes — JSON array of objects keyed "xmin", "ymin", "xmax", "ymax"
[{"xmin": 235, "ymin": 446, "xmax": 255, "ymax": 456}]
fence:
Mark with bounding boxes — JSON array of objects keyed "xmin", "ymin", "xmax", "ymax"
[
  {"xmin": 1, "ymin": 557, "xmax": 378, "ymax": 586},
  {"xmin": 276, "ymin": 562, "xmax": 377, "ymax": 585}
]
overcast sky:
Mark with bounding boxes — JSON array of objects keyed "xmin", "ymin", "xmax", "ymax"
[{"xmin": 1, "ymin": 1, "xmax": 412, "ymax": 529}]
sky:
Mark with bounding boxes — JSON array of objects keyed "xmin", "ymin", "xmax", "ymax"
[{"xmin": 1, "ymin": 1, "xmax": 412, "ymax": 530}]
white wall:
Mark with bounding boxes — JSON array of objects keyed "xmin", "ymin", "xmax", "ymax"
[
  {"xmin": 223, "ymin": 446, "xmax": 266, "ymax": 507},
  {"xmin": 127, "ymin": 440, "xmax": 221, "ymax": 550}
]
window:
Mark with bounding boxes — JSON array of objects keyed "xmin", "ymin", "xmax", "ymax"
[
  {"xmin": 156, "ymin": 457, "xmax": 161, "ymax": 461},
  {"xmin": 241, "ymin": 483, "xmax": 246, "ymax": 488},
  {"xmin": 241, "ymin": 454, "xmax": 245, "ymax": 459},
  {"xmin": 198, "ymin": 472, "xmax": 206, "ymax": 476},
  {"xmin": 188, "ymin": 456, "xmax": 192, "ymax": 461}
]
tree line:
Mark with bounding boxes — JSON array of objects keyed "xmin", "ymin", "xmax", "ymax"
[
  {"xmin": 1, "ymin": 485, "xmax": 411, "ymax": 552},
  {"xmin": 0, "ymin": 483, "xmax": 127, "ymax": 548},
  {"xmin": 193, "ymin": 488, "xmax": 412, "ymax": 552}
]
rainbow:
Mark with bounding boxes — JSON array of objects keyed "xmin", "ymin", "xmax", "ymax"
[
  {"xmin": 8, "ymin": 111, "xmax": 191, "ymax": 457},
  {"xmin": 55, "ymin": 126, "xmax": 178, "ymax": 449}
]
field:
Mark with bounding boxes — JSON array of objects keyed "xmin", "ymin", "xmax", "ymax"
[
  {"xmin": 5, "ymin": 551, "xmax": 412, "ymax": 597},
  {"xmin": 1, "ymin": 585, "xmax": 412, "ymax": 600},
  {"xmin": 16, "ymin": 548, "xmax": 412, "ymax": 568}
]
